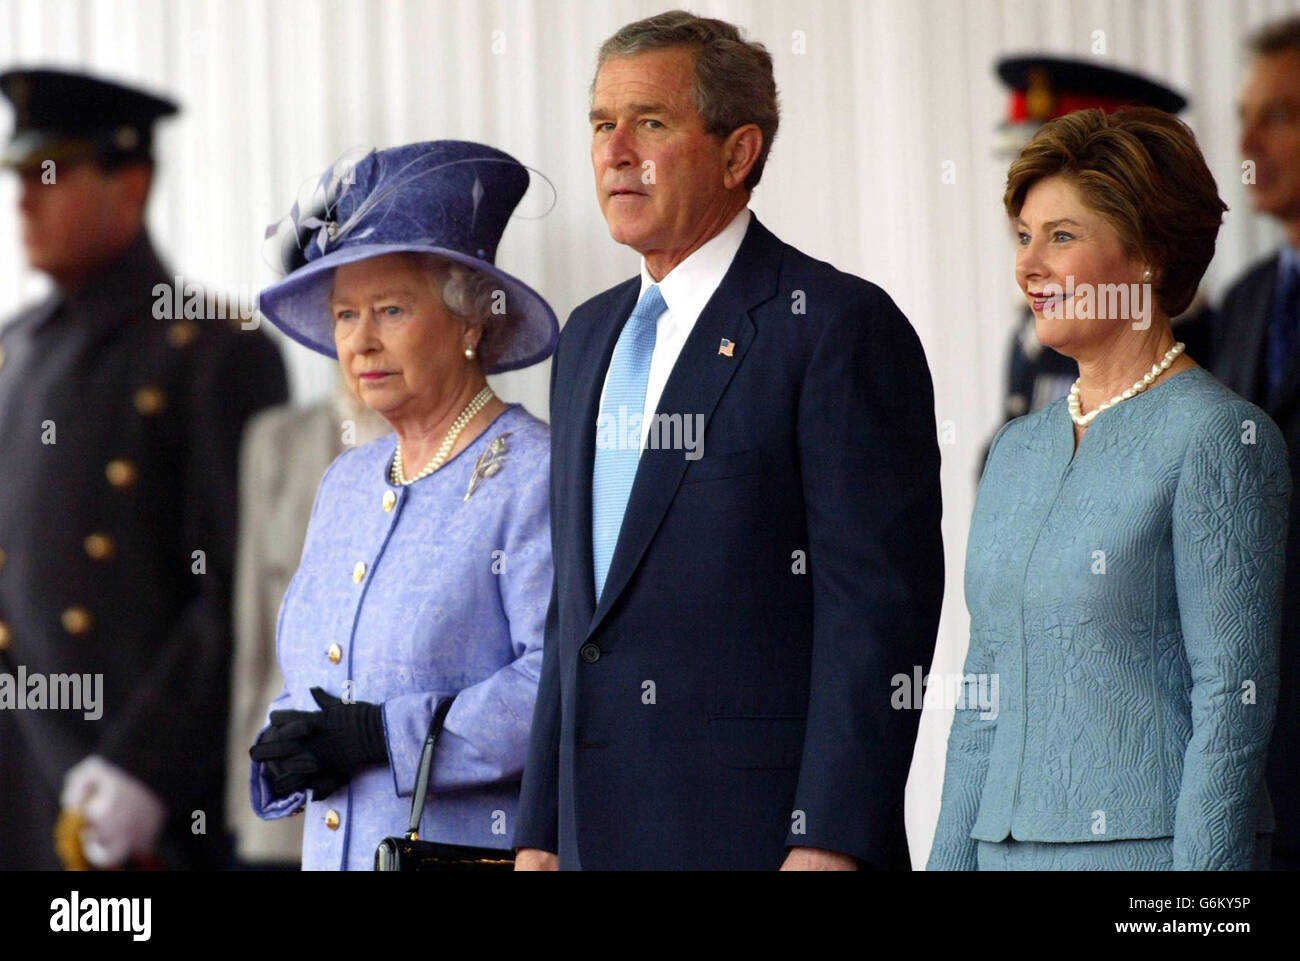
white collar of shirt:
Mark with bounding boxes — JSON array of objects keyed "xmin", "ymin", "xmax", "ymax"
[
  {"xmin": 638, "ymin": 206, "xmax": 752, "ymax": 323},
  {"xmin": 599, "ymin": 207, "xmax": 752, "ymax": 453}
]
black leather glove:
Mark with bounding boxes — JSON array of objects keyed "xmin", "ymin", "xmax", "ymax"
[
  {"xmin": 272, "ymin": 687, "xmax": 387, "ymax": 772},
  {"xmin": 267, "ymin": 755, "xmax": 340, "ymax": 800},
  {"xmin": 250, "ymin": 688, "xmax": 385, "ymax": 800},
  {"xmin": 249, "ymin": 716, "xmax": 333, "ymax": 799}
]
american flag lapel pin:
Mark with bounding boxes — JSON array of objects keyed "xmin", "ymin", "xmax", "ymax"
[{"xmin": 717, "ymin": 337, "xmax": 735, "ymax": 357}]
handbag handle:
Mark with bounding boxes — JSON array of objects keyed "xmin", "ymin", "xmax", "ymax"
[{"xmin": 406, "ymin": 695, "xmax": 456, "ymax": 840}]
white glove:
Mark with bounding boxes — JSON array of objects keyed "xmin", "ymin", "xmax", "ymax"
[{"xmin": 60, "ymin": 756, "xmax": 167, "ymax": 868}]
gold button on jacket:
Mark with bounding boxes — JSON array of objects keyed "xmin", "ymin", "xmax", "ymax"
[
  {"xmin": 324, "ymin": 809, "xmax": 341, "ymax": 830},
  {"xmin": 0, "ymin": 621, "xmax": 11, "ymax": 651},
  {"xmin": 133, "ymin": 385, "xmax": 167, "ymax": 416},
  {"xmin": 166, "ymin": 320, "xmax": 198, "ymax": 348},
  {"xmin": 382, "ymin": 490, "xmax": 397, "ymax": 512},
  {"xmin": 327, "ymin": 642, "xmax": 343, "ymax": 664},
  {"xmin": 352, "ymin": 560, "xmax": 366, "ymax": 583},
  {"xmin": 61, "ymin": 606, "xmax": 93, "ymax": 635},
  {"xmin": 105, "ymin": 459, "xmax": 139, "ymax": 488},
  {"xmin": 83, "ymin": 533, "xmax": 116, "ymax": 561}
]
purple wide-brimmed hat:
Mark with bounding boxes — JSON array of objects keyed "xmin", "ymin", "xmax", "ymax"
[{"xmin": 259, "ymin": 140, "xmax": 558, "ymax": 373}]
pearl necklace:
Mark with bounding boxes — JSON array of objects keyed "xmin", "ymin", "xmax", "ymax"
[
  {"xmin": 1068, "ymin": 342, "xmax": 1184, "ymax": 428},
  {"xmin": 390, "ymin": 386, "xmax": 495, "ymax": 485}
]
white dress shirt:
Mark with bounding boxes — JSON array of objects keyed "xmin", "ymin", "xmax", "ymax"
[{"xmin": 598, "ymin": 207, "xmax": 751, "ymax": 452}]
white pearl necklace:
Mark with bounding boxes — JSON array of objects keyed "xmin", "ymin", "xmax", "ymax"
[
  {"xmin": 391, "ymin": 386, "xmax": 495, "ymax": 485},
  {"xmin": 1068, "ymin": 342, "xmax": 1184, "ymax": 428}
]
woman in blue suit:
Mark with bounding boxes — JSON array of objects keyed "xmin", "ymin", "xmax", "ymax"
[
  {"xmin": 247, "ymin": 141, "xmax": 558, "ymax": 869},
  {"xmin": 929, "ymin": 108, "xmax": 1291, "ymax": 870}
]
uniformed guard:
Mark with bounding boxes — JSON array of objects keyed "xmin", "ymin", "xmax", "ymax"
[
  {"xmin": 0, "ymin": 68, "xmax": 289, "ymax": 869},
  {"xmin": 990, "ymin": 57, "xmax": 1212, "ymax": 438}
]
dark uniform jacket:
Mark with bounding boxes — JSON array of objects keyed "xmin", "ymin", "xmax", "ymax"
[
  {"xmin": 1210, "ymin": 254, "xmax": 1300, "ymax": 870},
  {"xmin": 0, "ymin": 231, "xmax": 288, "ymax": 869}
]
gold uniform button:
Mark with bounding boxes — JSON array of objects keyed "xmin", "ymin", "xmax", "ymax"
[
  {"xmin": 133, "ymin": 386, "xmax": 167, "ymax": 416},
  {"xmin": 382, "ymin": 490, "xmax": 397, "ymax": 512},
  {"xmin": 0, "ymin": 621, "xmax": 11, "ymax": 651},
  {"xmin": 0, "ymin": 546, "xmax": 7, "ymax": 571},
  {"xmin": 105, "ymin": 459, "xmax": 138, "ymax": 489},
  {"xmin": 61, "ymin": 607, "xmax": 93, "ymax": 635},
  {"xmin": 327, "ymin": 643, "xmax": 343, "ymax": 664},
  {"xmin": 352, "ymin": 561, "xmax": 366, "ymax": 583},
  {"xmin": 167, "ymin": 320, "xmax": 198, "ymax": 348},
  {"xmin": 324, "ymin": 809, "xmax": 341, "ymax": 831},
  {"xmin": 0, "ymin": 344, "xmax": 6, "ymax": 370},
  {"xmin": 83, "ymin": 533, "xmax": 116, "ymax": 561}
]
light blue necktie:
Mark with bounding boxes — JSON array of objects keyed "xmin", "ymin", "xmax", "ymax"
[{"xmin": 592, "ymin": 284, "xmax": 666, "ymax": 602}]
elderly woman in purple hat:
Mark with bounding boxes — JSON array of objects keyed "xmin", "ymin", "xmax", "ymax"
[{"xmin": 247, "ymin": 141, "xmax": 558, "ymax": 870}]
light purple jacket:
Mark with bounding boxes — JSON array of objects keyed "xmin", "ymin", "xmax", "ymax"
[{"xmin": 251, "ymin": 404, "xmax": 551, "ymax": 870}]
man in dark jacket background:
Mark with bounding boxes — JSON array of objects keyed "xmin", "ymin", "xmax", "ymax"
[
  {"xmin": 1214, "ymin": 16, "xmax": 1300, "ymax": 870},
  {"xmin": 0, "ymin": 68, "xmax": 287, "ymax": 869}
]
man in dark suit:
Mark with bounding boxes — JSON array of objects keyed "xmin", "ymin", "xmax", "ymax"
[
  {"xmin": 1214, "ymin": 16, "xmax": 1300, "ymax": 869},
  {"xmin": 0, "ymin": 69, "xmax": 287, "ymax": 869},
  {"xmin": 515, "ymin": 11, "xmax": 943, "ymax": 870}
]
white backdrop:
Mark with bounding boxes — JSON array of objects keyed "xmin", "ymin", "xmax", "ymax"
[{"xmin": 2, "ymin": 0, "xmax": 1297, "ymax": 867}]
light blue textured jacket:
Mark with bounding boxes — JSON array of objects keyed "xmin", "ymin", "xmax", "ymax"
[
  {"xmin": 929, "ymin": 369, "xmax": 1290, "ymax": 870},
  {"xmin": 250, "ymin": 404, "xmax": 551, "ymax": 870}
]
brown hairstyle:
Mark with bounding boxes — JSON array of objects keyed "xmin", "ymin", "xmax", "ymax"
[
  {"xmin": 594, "ymin": 10, "xmax": 779, "ymax": 191},
  {"xmin": 1003, "ymin": 106, "xmax": 1227, "ymax": 317},
  {"xmin": 1250, "ymin": 15, "xmax": 1300, "ymax": 57}
]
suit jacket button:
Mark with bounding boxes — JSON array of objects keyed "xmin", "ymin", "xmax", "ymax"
[
  {"xmin": 327, "ymin": 643, "xmax": 343, "ymax": 664},
  {"xmin": 0, "ymin": 344, "xmax": 5, "ymax": 370},
  {"xmin": 83, "ymin": 533, "xmax": 116, "ymax": 561},
  {"xmin": 61, "ymin": 607, "xmax": 93, "ymax": 635},
  {"xmin": 579, "ymin": 642, "xmax": 601, "ymax": 664},
  {"xmin": 352, "ymin": 561, "xmax": 367, "ymax": 583},
  {"xmin": 0, "ymin": 546, "xmax": 7, "ymax": 571},
  {"xmin": 324, "ymin": 809, "xmax": 341, "ymax": 830},
  {"xmin": 382, "ymin": 490, "xmax": 397, "ymax": 512},
  {"xmin": 105, "ymin": 459, "xmax": 138, "ymax": 489},
  {"xmin": 0, "ymin": 621, "xmax": 11, "ymax": 651}
]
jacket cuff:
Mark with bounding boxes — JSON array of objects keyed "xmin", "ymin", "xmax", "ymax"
[{"xmin": 250, "ymin": 759, "xmax": 304, "ymax": 820}]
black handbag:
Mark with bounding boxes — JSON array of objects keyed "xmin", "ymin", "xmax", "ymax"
[{"xmin": 373, "ymin": 696, "xmax": 516, "ymax": 871}]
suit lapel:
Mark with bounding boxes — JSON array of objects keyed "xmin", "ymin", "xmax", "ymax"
[
  {"xmin": 1271, "ymin": 334, "xmax": 1300, "ymax": 422},
  {"xmin": 585, "ymin": 216, "xmax": 783, "ymax": 639},
  {"xmin": 1233, "ymin": 257, "xmax": 1278, "ymax": 402},
  {"xmin": 1269, "ymin": 260, "xmax": 1300, "ymax": 418}
]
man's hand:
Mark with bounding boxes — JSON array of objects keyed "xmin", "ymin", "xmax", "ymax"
[
  {"xmin": 780, "ymin": 847, "xmax": 859, "ymax": 871},
  {"xmin": 60, "ymin": 756, "xmax": 167, "ymax": 868},
  {"xmin": 514, "ymin": 847, "xmax": 558, "ymax": 870}
]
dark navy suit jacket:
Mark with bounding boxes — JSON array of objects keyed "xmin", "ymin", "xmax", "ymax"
[
  {"xmin": 1210, "ymin": 254, "xmax": 1300, "ymax": 869},
  {"xmin": 516, "ymin": 215, "xmax": 944, "ymax": 869}
]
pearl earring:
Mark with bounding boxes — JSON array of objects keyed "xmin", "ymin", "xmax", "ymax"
[{"xmin": 464, "ymin": 346, "xmax": 476, "ymax": 360}]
